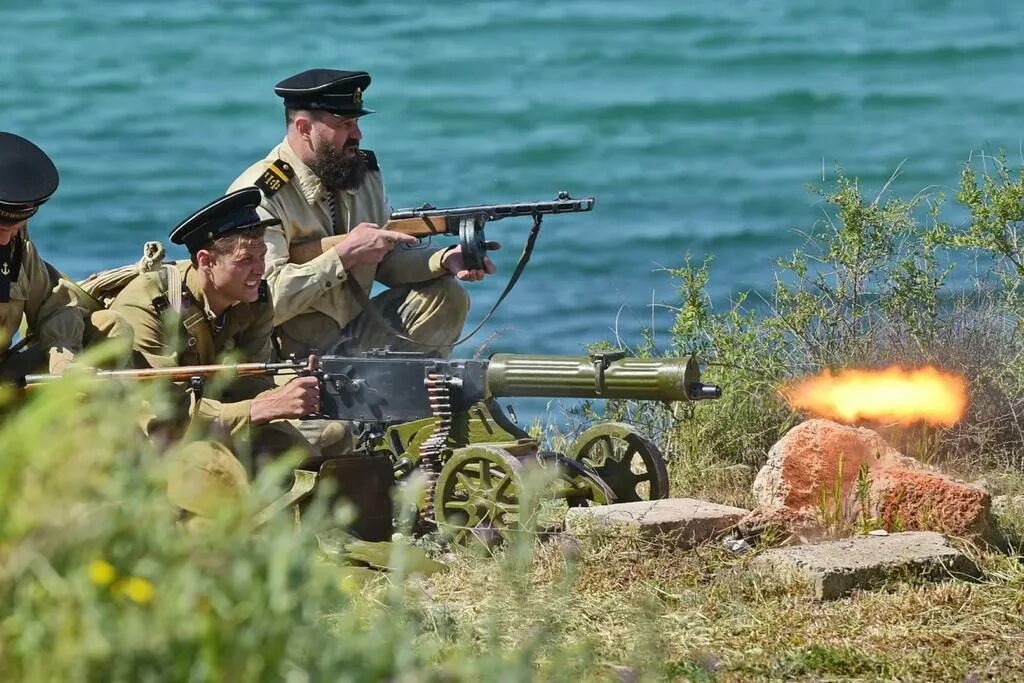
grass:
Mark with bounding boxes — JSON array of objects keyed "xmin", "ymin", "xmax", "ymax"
[
  {"xmin": 418, "ymin": 526, "xmax": 1024, "ymax": 681},
  {"xmin": 4, "ymin": 156, "xmax": 1024, "ymax": 680}
]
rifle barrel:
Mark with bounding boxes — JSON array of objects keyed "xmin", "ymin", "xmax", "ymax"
[
  {"xmin": 24, "ymin": 361, "xmax": 300, "ymax": 387},
  {"xmin": 390, "ymin": 195, "xmax": 595, "ymax": 222}
]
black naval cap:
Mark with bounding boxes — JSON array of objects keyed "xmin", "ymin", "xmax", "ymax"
[
  {"xmin": 275, "ymin": 68, "xmax": 374, "ymax": 118},
  {"xmin": 170, "ymin": 187, "xmax": 280, "ymax": 254},
  {"xmin": 0, "ymin": 132, "xmax": 59, "ymax": 223}
]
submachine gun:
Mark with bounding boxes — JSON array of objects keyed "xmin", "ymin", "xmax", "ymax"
[{"xmin": 387, "ymin": 191, "xmax": 595, "ymax": 270}]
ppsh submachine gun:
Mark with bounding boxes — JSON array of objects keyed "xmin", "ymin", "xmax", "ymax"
[
  {"xmin": 27, "ymin": 349, "xmax": 721, "ymax": 545},
  {"xmin": 388, "ymin": 191, "xmax": 595, "ymax": 270}
]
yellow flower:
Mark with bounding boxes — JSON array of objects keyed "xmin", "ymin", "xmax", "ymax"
[
  {"xmin": 338, "ymin": 574, "xmax": 362, "ymax": 595},
  {"xmin": 88, "ymin": 560, "xmax": 117, "ymax": 586},
  {"xmin": 114, "ymin": 577, "xmax": 155, "ymax": 605}
]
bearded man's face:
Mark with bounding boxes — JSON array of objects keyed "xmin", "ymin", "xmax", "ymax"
[{"xmin": 309, "ymin": 134, "xmax": 367, "ymax": 191}]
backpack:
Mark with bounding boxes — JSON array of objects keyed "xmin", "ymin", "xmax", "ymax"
[
  {"xmin": 62, "ymin": 241, "xmax": 177, "ymax": 313},
  {"xmin": 61, "ymin": 242, "xmax": 215, "ymax": 361}
]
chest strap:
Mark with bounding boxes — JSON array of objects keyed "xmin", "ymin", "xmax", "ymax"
[{"xmin": 159, "ymin": 265, "xmax": 216, "ymax": 365}]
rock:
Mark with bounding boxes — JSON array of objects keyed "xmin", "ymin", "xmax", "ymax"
[
  {"xmin": 752, "ymin": 419, "xmax": 991, "ymax": 540},
  {"xmin": 871, "ymin": 468, "xmax": 990, "ymax": 539},
  {"xmin": 564, "ymin": 498, "xmax": 749, "ymax": 548},
  {"xmin": 751, "ymin": 531, "xmax": 979, "ymax": 600},
  {"xmin": 737, "ymin": 505, "xmax": 827, "ymax": 545},
  {"xmin": 753, "ymin": 419, "xmax": 919, "ymax": 511}
]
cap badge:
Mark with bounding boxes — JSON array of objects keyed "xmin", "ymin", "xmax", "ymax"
[{"xmin": 353, "ymin": 88, "xmax": 363, "ymax": 108}]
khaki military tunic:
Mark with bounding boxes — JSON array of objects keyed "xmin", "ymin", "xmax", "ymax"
[
  {"xmin": 0, "ymin": 234, "xmax": 82, "ymax": 374},
  {"xmin": 107, "ymin": 260, "xmax": 317, "ymax": 517},
  {"xmin": 107, "ymin": 260, "xmax": 278, "ymax": 435},
  {"xmin": 227, "ymin": 138, "xmax": 466, "ymax": 358}
]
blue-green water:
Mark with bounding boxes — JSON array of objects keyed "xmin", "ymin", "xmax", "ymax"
[{"xmin": 3, "ymin": 0, "xmax": 1023, "ymax": 359}]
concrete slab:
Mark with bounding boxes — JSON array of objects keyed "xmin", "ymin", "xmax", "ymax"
[
  {"xmin": 751, "ymin": 531, "xmax": 979, "ymax": 600},
  {"xmin": 564, "ymin": 498, "xmax": 749, "ymax": 548}
]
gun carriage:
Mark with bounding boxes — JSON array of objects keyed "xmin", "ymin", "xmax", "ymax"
[{"xmin": 279, "ymin": 348, "xmax": 721, "ymax": 544}]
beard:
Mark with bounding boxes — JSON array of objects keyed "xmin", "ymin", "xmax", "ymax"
[{"xmin": 309, "ymin": 137, "xmax": 367, "ymax": 192}]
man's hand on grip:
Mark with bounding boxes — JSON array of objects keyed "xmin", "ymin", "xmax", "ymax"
[
  {"xmin": 334, "ymin": 223, "xmax": 418, "ymax": 269},
  {"xmin": 249, "ymin": 375, "xmax": 320, "ymax": 423}
]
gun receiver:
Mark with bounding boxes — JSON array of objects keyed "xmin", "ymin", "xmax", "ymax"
[{"xmin": 288, "ymin": 192, "xmax": 595, "ymax": 268}]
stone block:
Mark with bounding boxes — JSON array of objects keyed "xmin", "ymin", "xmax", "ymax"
[
  {"xmin": 565, "ymin": 498, "xmax": 748, "ymax": 548},
  {"xmin": 751, "ymin": 531, "xmax": 978, "ymax": 600}
]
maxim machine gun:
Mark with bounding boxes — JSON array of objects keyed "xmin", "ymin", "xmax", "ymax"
[
  {"xmin": 277, "ymin": 349, "xmax": 721, "ymax": 544},
  {"xmin": 27, "ymin": 350, "xmax": 721, "ymax": 545}
]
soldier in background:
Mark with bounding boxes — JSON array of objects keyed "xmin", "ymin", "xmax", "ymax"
[
  {"xmin": 0, "ymin": 132, "xmax": 84, "ymax": 380},
  {"xmin": 106, "ymin": 188, "xmax": 321, "ymax": 519},
  {"xmin": 228, "ymin": 68, "xmax": 499, "ymax": 453}
]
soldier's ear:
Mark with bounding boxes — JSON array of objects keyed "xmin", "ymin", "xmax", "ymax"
[
  {"xmin": 195, "ymin": 248, "xmax": 215, "ymax": 270},
  {"xmin": 293, "ymin": 113, "xmax": 313, "ymax": 137}
]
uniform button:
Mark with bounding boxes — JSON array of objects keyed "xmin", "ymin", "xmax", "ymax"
[
  {"xmin": 187, "ymin": 337, "xmax": 197, "ymax": 348},
  {"xmin": 325, "ymin": 281, "xmax": 332, "ymax": 288}
]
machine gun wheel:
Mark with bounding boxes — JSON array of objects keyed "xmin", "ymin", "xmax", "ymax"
[
  {"xmin": 434, "ymin": 446, "xmax": 524, "ymax": 548},
  {"xmin": 566, "ymin": 423, "xmax": 670, "ymax": 502},
  {"xmin": 534, "ymin": 452, "xmax": 616, "ymax": 508}
]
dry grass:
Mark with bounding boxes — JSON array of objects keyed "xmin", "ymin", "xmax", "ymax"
[{"xmin": 415, "ymin": 525, "xmax": 1024, "ymax": 681}]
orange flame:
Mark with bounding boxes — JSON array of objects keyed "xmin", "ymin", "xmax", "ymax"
[{"xmin": 783, "ymin": 366, "xmax": 968, "ymax": 427}]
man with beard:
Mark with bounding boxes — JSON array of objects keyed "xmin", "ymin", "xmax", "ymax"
[
  {"xmin": 228, "ymin": 69, "xmax": 496, "ymax": 453},
  {"xmin": 228, "ymin": 69, "xmax": 495, "ymax": 363}
]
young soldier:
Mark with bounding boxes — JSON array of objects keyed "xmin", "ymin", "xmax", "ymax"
[
  {"xmin": 107, "ymin": 187, "xmax": 321, "ymax": 517},
  {"xmin": 0, "ymin": 132, "xmax": 84, "ymax": 379}
]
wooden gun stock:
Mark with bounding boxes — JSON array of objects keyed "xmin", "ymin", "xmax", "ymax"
[{"xmin": 288, "ymin": 217, "xmax": 448, "ymax": 265}]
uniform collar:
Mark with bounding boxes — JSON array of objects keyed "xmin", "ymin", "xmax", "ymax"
[
  {"xmin": 277, "ymin": 138, "xmax": 324, "ymax": 206},
  {"xmin": 181, "ymin": 262, "xmax": 215, "ymax": 319}
]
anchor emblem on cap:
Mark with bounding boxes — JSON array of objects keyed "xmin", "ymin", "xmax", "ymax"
[{"xmin": 353, "ymin": 88, "xmax": 363, "ymax": 108}]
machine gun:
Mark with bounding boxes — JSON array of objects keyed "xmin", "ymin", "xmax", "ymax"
[
  {"xmin": 25, "ymin": 349, "xmax": 721, "ymax": 545},
  {"xmin": 309, "ymin": 348, "xmax": 719, "ymax": 543}
]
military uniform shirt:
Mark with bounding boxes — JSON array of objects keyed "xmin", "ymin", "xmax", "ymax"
[
  {"xmin": 107, "ymin": 260, "xmax": 276, "ymax": 434},
  {"xmin": 227, "ymin": 139, "xmax": 449, "ymax": 349},
  {"xmin": 0, "ymin": 235, "xmax": 82, "ymax": 372}
]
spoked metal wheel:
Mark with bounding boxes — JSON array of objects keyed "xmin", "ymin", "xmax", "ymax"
[
  {"xmin": 566, "ymin": 423, "xmax": 670, "ymax": 502},
  {"xmin": 434, "ymin": 446, "xmax": 523, "ymax": 547},
  {"xmin": 534, "ymin": 452, "xmax": 616, "ymax": 507}
]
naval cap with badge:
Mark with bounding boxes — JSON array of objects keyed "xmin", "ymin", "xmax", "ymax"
[
  {"xmin": 274, "ymin": 68, "xmax": 375, "ymax": 118},
  {"xmin": 169, "ymin": 187, "xmax": 280, "ymax": 255},
  {"xmin": 0, "ymin": 132, "xmax": 59, "ymax": 224}
]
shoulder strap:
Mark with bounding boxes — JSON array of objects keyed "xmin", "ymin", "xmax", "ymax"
[
  {"xmin": 254, "ymin": 158, "xmax": 295, "ymax": 198},
  {"xmin": 159, "ymin": 265, "xmax": 217, "ymax": 363}
]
